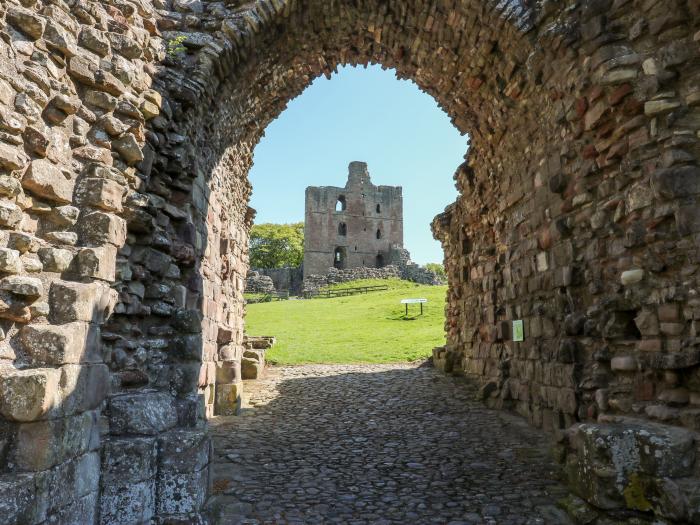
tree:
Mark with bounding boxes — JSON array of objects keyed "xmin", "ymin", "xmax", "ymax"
[
  {"xmin": 425, "ymin": 262, "xmax": 447, "ymax": 281},
  {"xmin": 249, "ymin": 222, "xmax": 304, "ymax": 269}
]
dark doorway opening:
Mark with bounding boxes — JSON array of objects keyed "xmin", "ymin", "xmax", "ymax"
[{"xmin": 334, "ymin": 247, "xmax": 347, "ymax": 269}]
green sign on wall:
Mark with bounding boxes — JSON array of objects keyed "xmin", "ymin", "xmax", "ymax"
[{"xmin": 512, "ymin": 320, "xmax": 524, "ymax": 342}]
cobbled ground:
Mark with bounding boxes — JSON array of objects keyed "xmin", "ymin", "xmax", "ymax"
[{"xmin": 208, "ymin": 364, "xmax": 573, "ymax": 525}]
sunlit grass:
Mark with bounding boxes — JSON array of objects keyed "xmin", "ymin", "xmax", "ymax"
[{"xmin": 245, "ymin": 279, "xmax": 447, "ymax": 364}]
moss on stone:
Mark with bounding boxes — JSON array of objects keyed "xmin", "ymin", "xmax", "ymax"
[{"xmin": 623, "ymin": 473, "xmax": 652, "ymax": 512}]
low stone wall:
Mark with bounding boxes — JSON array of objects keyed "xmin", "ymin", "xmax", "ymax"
[
  {"xmin": 389, "ymin": 246, "xmax": 444, "ymax": 285},
  {"xmin": 241, "ymin": 335, "xmax": 274, "ymax": 380},
  {"xmin": 255, "ymin": 266, "xmax": 303, "ymax": 295},
  {"xmin": 302, "ymin": 253, "xmax": 444, "ymax": 293},
  {"xmin": 245, "ymin": 271, "xmax": 275, "ymax": 295},
  {"xmin": 303, "ymin": 265, "xmax": 401, "ymax": 293}
]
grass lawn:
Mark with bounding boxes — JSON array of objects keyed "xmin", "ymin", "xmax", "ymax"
[{"xmin": 244, "ymin": 279, "xmax": 447, "ymax": 364}]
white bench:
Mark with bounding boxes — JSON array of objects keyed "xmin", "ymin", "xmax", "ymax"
[{"xmin": 400, "ymin": 298, "xmax": 427, "ymax": 316}]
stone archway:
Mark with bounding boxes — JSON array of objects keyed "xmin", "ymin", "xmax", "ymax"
[{"xmin": 0, "ymin": 0, "xmax": 699, "ymax": 523}]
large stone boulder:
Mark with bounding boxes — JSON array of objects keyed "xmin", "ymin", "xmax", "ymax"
[{"xmin": 563, "ymin": 418, "xmax": 699, "ymax": 521}]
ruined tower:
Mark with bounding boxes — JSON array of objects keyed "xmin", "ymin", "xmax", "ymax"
[{"xmin": 303, "ymin": 162, "xmax": 403, "ymax": 279}]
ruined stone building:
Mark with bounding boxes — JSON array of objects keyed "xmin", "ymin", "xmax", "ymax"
[
  {"xmin": 303, "ymin": 162, "xmax": 403, "ymax": 279},
  {"xmin": 0, "ymin": 0, "xmax": 699, "ymax": 523}
]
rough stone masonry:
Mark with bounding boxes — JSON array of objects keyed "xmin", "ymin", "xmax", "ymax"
[
  {"xmin": 0, "ymin": 0, "xmax": 697, "ymax": 523},
  {"xmin": 303, "ymin": 161, "xmax": 404, "ymax": 279}
]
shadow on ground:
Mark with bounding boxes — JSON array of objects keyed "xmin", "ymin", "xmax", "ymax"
[{"xmin": 207, "ymin": 364, "xmax": 573, "ymax": 525}]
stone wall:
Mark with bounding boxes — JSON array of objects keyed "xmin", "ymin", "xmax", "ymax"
[
  {"xmin": 255, "ymin": 266, "xmax": 303, "ymax": 295},
  {"xmin": 303, "ymin": 265, "xmax": 402, "ymax": 293},
  {"xmin": 389, "ymin": 245, "xmax": 444, "ymax": 285},
  {"xmin": 244, "ymin": 270, "xmax": 275, "ymax": 295},
  {"xmin": 0, "ymin": 0, "xmax": 697, "ymax": 522}
]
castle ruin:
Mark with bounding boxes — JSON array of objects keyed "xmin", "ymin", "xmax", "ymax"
[{"xmin": 303, "ymin": 162, "xmax": 403, "ymax": 279}]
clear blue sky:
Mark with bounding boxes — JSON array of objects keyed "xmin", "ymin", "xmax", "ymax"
[{"xmin": 249, "ymin": 65, "xmax": 468, "ymax": 265}]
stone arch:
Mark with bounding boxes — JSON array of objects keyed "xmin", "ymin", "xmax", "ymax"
[{"xmin": 0, "ymin": 0, "xmax": 699, "ymax": 523}]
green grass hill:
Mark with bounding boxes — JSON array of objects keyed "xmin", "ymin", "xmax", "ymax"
[{"xmin": 244, "ymin": 278, "xmax": 447, "ymax": 364}]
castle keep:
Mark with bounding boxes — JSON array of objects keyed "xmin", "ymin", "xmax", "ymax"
[{"xmin": 303, "ymin": 162, "xmax": 403, "ymax": 279}]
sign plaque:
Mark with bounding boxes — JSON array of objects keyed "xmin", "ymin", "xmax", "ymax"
[{"xmin": 512, "ymin": 320, "xmax": 524, "ymax": 342}]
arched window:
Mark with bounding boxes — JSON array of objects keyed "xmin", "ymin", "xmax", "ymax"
[
  {"xmin": 335, "ymin": 195, "xmax": 346, "ymax": 212},
  {"xmin": 376, "ymin": 204, "xmax": 381, "ymax": 213},
  {"xmin": 338, "ymin": 222, "xmax": 347, "ymax": 236},
  {"xmin": 376, "ymin": 229, "xmax": 382, "ymax": 239}
]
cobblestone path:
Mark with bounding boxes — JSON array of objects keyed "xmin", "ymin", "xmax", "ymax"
[{"xmin": 208, "ymin": 364, "xmax": 573, "ymax": 525}]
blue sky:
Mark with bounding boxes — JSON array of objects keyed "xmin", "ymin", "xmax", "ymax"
[{"xmin": 248, "ymin": 65, "xmax": 468, "ymax": 265}]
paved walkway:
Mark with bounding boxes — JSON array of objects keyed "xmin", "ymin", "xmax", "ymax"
[{"xmin": 208, "ymin": 364, "xmax": 572, "ymax": 525}]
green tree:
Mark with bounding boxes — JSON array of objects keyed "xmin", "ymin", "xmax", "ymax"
[
  {"xmin": 249, "ymin": 222, "xmax": 304, "ymax": 269},
  {"xmin": 425, "ymin": 262, "xmax": 447, "ymax": 280}
]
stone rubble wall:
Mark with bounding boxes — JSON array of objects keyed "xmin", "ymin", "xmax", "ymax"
[
  {"xmin": 0, "ymin": 0, "xmax": 696, "ymax": 523},
  {"xmin": 430, "ymin": 0, "xmax": 700, "ymax": 519},
  {"xmin": 302, "ymin": 247, "xmax": 443, "ymax": 293},
  {"xmin": 244, "ymin": 270, "xmax": 275, "ymax": 295},
  {"xmin": 302, "ymin": 265, "xmax": 402, "ymax": 293},
  {"xmin": 255, "ymin": 266, "xmax": 303, "ymax": 295},
  {"xmin": 389, "ymin": 245, "xmax": 444, "ymax": 286}
]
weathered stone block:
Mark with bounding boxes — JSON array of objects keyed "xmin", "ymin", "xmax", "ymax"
[
  {"xmin": 49, "ymin": 280, "xmax": 118, "ymax": 324},
  {"xmin": 215, "ymin": 361, "xmax": 241, "ymax": 384},
  {"xmin": 50, "ymin": 205, "xmax": 80, "ymax": 227},
  {"xmin": 75, "ymin": 245, "xmax": 117, "ymax": 281},
  {"xmin": 676, "ymin": 205, "xmax": 700, "ymax": 235},
  {"xmin": 0, "ymin": 473, "xmax": 41, "ymax": 524},
  {"xmin": 0, "ymin": 248, "xmax": 22, "ymax": 274},
  {"xmin": 0, "ymin": 276, "xmax": 42, "ymax": 298},
  {"xmin": 652, "ymin": 166, "xmax": 700, "ymax": 200},
  {"xmin": 135, "ymin": 247, "xmax": 172, "ymax": 275},
  {"xmin": 99, "ymin": 479, "xmax": 155, "ymax": 525},
  {"xmin": 241, "ymin": 352, "xmax": 264, "ymax": 380},
  {"xmin": 155, "ymin": 468, "xmax": 208, "ymax": 516},
  {"xmin": 59, "ymin": 364, "xmax": 109, "ymax": 415},
  {"xmin": 13, "ymin": 410, "xmax": 98, "ymax": 471},
  {"xmin": 215, "ymin": 382, "xmax": 242, "ymax": 416},
  {"xmin": 6, "ymin": 6, "xmax": 46, "ymax": 39},
  {"xmin": 108, "ymin": 391, "xmax": 178, "ymax": 436},
  {"xmin": 102, "ymin": 436, "xmax": 158, "ymax": 484},
  {"xmin": 173, "ymin": 309, "xmax": 203, "ymax": 333},
  {"xmin": 112, "ymin": 134, "xmax": 144, "ymax": 165},
  {"xmin": 566, "ymin": 419, "xmax": 696, "ymax": 511},
  {"xmin": 9, "ymin": 232, "xmax": 41, "ymax": 254},
  {"xmin": 22, "ymin": 159, "xmax": 74, "ymax": 204},
  {"xmin": 35, "ymin": 452, "xmax": 100, "ymax": 518},
  {"xmin": 76, "ymin": 211, "xmax": 127, "ymax": 246},
  {"xmin": 0, "ymin": 200, "xmax": 23, "ymax": 228},
  {"xmin": 38, "ymin": 247, "xmax": 73, "ymax": 273},
  {"xmin": 0, "ymin": 367, "xmax": 60, "ymax": 422},
  {"xmin": 158, "ymin": 430, "xmax": 210, "ymax": 474},
  {"xmin": 46, "ymin": 491, "xmax": 98, "ymax": 524},
  {"xmin": 0, "ymin": 176, "xmax": 23, "ymax": 197},
  {"xmin": 76, "ymin": 178, "xmax": 125, "ymax": 212},
  {"xmin": 79, "ymin": 27, "xmax": 110, "ymax": 57},
  {"xmin": 19, "ymin": 322, "xmax": 100, "ymax": 365}
]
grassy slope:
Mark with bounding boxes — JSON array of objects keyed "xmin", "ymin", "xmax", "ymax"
[{"xmin": 245, "ymin": 279, "xmax": 447, "ymax": 364}]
